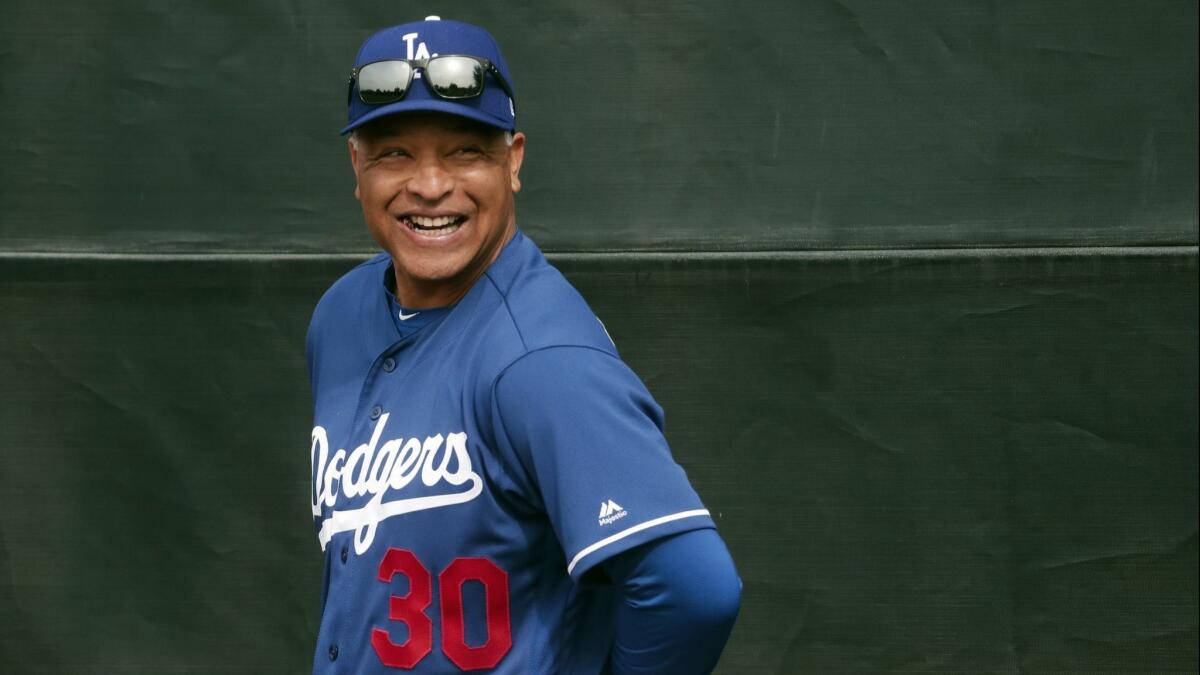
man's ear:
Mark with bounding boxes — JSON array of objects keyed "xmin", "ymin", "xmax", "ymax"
[
  {"xmin": 508, "ymin": 132, "xmax": 526, "ymax": 193},
  {"xmin": 348, "ymin": 136, "xmax": 362, "ymax": 201}
]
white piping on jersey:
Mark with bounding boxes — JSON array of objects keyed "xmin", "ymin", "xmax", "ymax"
[{"xmin": 566, "ymin": 509, "xmax": 711, "ymax": 576}]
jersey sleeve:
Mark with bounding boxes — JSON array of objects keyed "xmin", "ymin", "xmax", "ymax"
[{"xmin": 490, "ymin": 346, "xmax": 715, "ymax": 581}]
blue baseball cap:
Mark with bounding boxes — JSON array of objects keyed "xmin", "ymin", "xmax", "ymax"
[{"xmin": 342, "ymin": 17, "xmax": 517, "ymax": 135}]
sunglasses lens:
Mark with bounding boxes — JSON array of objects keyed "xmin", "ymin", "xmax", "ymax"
[
  {"xmin": 358, "ymin": 61, "xmax": 413, "ymax": 105},
  {"xmin": 425, "ymin": 57, "xmax": 485, "ymax": 99}
]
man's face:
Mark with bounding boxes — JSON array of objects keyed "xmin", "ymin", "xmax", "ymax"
[{"xmin": 349, "ymin": 112, "xmax": 526, "ymax": 308}]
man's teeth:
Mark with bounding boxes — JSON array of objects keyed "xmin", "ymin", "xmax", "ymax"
[{"xmin": 407, "ymin": 215, "xmax": 462, "ymax": 230}]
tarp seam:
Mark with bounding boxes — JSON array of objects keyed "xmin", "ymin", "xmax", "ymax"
[{"xmin": 0, "ymin": 246, "xmax": 1195, "ymax": 262}]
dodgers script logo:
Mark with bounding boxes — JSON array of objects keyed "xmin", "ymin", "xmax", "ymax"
[{"xmin": 311, "ymin": 413, "xmax": 482, "ymax": 555}]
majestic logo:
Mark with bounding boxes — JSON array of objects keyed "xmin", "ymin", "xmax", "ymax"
[
  {"xmin": 598, "ymin": 499, "xmax": 627, "ymax": 526},
  {"xmin": 311, "ymin": 413, "xmax": 481, "ymax": 554}
]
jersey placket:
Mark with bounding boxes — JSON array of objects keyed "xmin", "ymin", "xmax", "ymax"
[{"xmin": 319, "ymin": 333, "xmax": 419, "ymax": 674}]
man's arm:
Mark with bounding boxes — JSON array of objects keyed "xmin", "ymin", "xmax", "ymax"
[
  {"xmin": 602, "ymin": 529, "xmax": 742, "ymax": 674},
  {"xmin": 491, "ymin": 344, "xmax": 741, "ymax": 669}
]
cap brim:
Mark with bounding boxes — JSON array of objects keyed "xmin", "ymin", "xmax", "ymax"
[{"xmin": 340, "ymin": 98, "xmax": 514, "ymax": 135}]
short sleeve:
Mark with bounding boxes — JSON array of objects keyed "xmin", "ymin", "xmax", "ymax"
[{"xmin": 491, "ymin": 346, "xmax": 715, "ymax": 581}]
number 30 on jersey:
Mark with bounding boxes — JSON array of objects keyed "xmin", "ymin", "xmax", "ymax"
[{"xmin": 371, "ymin": 548, "xmax": 513, "ymax": 671}]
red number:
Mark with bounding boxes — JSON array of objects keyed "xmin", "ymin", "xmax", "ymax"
[
  {"xmin": 440, "ymin": 558, "xmax": 513, "ymax": 670},
  {"xmin": 371, "ymin": 548, "xmax": 433, "ymax": 668},
  {"xmin": 372, "ymin": 548, "xmax": 513, "ymax": 671}
]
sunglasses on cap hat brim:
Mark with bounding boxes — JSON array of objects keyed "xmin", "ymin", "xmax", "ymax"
[{"xmin": 348, "ymin": 55, "xmax": 517, "ymax": 112}]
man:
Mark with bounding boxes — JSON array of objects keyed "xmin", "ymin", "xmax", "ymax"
[{"xmin": 306, "ymin": 17, "xmax": 740, "ymax": 674}]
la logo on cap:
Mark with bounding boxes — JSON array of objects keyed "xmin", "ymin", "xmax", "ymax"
[
  {"xmin": 401, "ymin": 34, "xmax": 438, "ymax": 61},
  {"xmin": 400, "ymin": 17, "xmax": 443, "ymax": 62}
]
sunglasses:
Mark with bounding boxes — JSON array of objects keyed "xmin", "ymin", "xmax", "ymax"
[{"xmin": 347, "ymin": 55, "xmax": 517, "ymax": 111}]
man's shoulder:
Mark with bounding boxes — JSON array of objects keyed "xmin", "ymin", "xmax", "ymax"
[
  {"xmin": 484, "ymin": 233, "xmax": 615, "ymax": 356},
  {"xmin": 306, "ymin": 252, "xmax": 390, "ymax": 354},
  {"xmin": 311, "ymin": 252, "xmax": 390, "ymax": 323}
]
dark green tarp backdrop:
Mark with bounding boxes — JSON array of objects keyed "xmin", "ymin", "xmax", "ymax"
[
  {"xmin": 1, "ymin": 0, "xmax": 1196, "ymax": 673},
  {"xmin": 1, "ymin": 0, "xmax": 1195, "ymax": 252}
]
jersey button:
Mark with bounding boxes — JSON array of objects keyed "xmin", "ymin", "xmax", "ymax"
[
  {"xmin": 382, "ymin": 357, "xmax": 396, "ymax": 372},
  {"xmin": 340, "ymin": 545, "xmax": 348, "ymax": 564},
  {"xmin": 328, "ymin": 644, "xmax": 339, "ymax": 661},
  {"xmin": 369, "ymin": 405, "xmax": 382, "ymax": 420}
]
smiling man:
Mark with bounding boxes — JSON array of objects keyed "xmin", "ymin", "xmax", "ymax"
[
  {"xmin": 306, "ymin": 17, "xmax": 741, "ymax": 674},
  {"xmin": 349, "ymin": 111, "xmax": 524, "ymax": 309}
]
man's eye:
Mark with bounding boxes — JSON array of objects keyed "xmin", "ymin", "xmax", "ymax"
[
  {"xmin": 456, "ymin": 146, "xmax": 484, "ymax": 156},
  {"xmin": 379, "ymin": 149, "xmax": 409, "ymax": 159}
]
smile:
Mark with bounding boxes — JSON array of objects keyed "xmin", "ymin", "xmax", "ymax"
[{"xmin": 400, "ymin": 214, "xmax": 467, "ymax": 238}]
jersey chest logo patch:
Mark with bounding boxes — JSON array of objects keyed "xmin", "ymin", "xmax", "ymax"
[
  {"xmin": 310, "ymin": 412, "xmax": 482, "ymax": 554},
  {"xmin": 598, "ymin": 499, "xmax": 627, "ymax": 526}
]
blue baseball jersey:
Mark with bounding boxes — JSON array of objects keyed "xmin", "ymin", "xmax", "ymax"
[{"xmin": 306, "ymin": 231, "xmax": 715, "ymax": 673}]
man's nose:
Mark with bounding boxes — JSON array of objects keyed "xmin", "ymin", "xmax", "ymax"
[{"xmin": 406, "ymin": 160, "xmax": 454, "ymax": 202}]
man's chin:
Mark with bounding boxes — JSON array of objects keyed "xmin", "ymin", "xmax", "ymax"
[{"xmin": 392, "ymin": 256, "xmax": 471, "ymax": 292}]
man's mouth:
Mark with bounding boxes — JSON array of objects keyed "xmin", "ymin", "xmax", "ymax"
[{"xmin": 400, "ymin": 214, "xmax": 467, "ymax": 238}]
